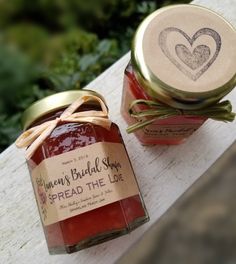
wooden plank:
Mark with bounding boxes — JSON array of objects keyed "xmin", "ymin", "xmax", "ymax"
[{"xmin": 0, "ymin": 0, "xmax": 236, "ymax": 263}]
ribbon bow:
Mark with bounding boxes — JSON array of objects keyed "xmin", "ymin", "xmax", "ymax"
[
  {"xmin": 15, "ymin": 94, "xmax": 112, "ymax": 159},
  {"xmin": 127, "ymin": 99, "xmax": 235, "ymax": 133}
]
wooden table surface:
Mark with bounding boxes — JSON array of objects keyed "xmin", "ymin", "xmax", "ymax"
[{"xmin": 1, "ymin": 0, "xmax": 236, "ymax": 263}]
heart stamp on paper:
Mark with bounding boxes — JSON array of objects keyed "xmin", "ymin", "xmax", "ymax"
[
  {"xmin": 158, "ymin": 27, "xmax": 221, "ymax": 81},
  {"xmin": 175, "ymin": 44, "xmax": 211, "ymax": 70}
]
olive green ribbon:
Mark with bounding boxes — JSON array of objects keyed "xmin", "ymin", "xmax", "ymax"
[{"xmin": 127, "ymin": 99, "xmax": 235, "ymax": 133}]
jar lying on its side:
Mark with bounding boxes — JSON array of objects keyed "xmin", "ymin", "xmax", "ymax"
[
  {"xmin": 121, "ymin": 4, "xmax": 236, "ymax": 145},
  {"xmin": 16, "ymin": 90, "xmax": 149, "ymax": 254}
]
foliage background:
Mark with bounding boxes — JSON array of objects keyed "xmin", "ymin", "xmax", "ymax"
[{"xmin": 0, "ymin": 0, "xmax": 190, "ymax": 152}]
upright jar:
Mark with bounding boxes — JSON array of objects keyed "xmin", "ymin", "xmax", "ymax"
[
  {"xmin": 18, "ymin": 90, "xmax": 149, "ymax": 254},
  {"xmin": 121, "ymin": 4, "xmax": 236, "ymax": 145}
]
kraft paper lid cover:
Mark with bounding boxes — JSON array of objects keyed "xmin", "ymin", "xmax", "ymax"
[{"xmin": 132, "ymin": 4, "xmax": 236, "ymax": 109}]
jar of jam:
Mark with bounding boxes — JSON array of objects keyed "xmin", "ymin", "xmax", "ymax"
[
  {"xmin": 16, "ymin": 90, "xmax": 149, "ymax": 254},
  {"xmin": 121, "ymin": 4, "xmax": 236, "ymax": 145}
]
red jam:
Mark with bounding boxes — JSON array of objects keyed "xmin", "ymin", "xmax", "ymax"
[
  {"xmin": 27, "ymin": 104, "xmax": 149, "ymax": 254},
  {"xmin": 121, "ymin": 63, "xmax": 207, "ymax": 145}
]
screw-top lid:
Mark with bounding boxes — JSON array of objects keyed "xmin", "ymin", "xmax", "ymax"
[
  {"xmin": 132, "ymin": 4, "xmax": 236, "ymax": 109},
  {"xmin": 22, "ymin": 90, "xmax": 107, "ymax": 130}
]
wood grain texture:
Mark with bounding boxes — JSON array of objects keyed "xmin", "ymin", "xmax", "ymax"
[{"xmin": 1, "ymin": 1, "xmax": 236, "ymax": 263}]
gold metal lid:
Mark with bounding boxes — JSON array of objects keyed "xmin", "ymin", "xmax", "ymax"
[
  {"xmin": 132, "ymin": 4, "xmax": 236, "ymax": 109},
  {"xmin": 22, "ymin": 89, "xmax": 107, "ymax": 130}
]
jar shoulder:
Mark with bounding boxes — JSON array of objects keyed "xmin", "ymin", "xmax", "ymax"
[{"xmin": 29, "ymin": 122, "xmax": 124, "ymax": 166}]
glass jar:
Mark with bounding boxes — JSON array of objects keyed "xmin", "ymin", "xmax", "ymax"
[
  {"xmin": 121, "ymin": 5, "xmax": 236, "ymax": 145},
  {"xmin": 121, "ymin": 62, "xmax": 207, "ymax": 145},
  {"xmin": 18, "ymin": 90, "xmax": 149, "ymax": 254}
]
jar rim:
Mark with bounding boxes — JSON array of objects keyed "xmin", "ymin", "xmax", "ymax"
[{"xmin": 22, "ymin": 89, "xmax": 107, "ymax": 130}]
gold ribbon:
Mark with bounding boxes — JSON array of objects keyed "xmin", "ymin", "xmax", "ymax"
[
  {"xmin": 127, "ymin": 99, "xmax": 235, "ymax": 133},
  {"xmin": 15, "ymin": 95, "xmax": 112, "ymax": 159}
]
